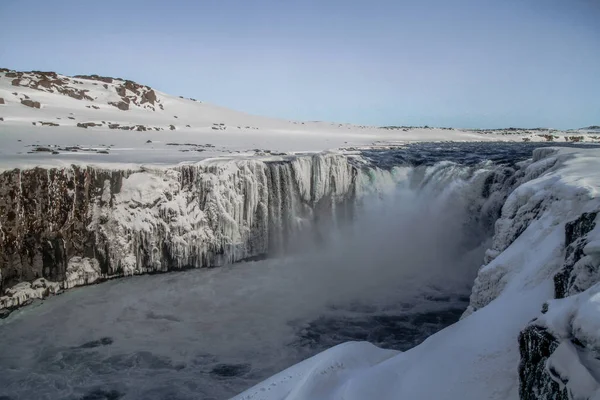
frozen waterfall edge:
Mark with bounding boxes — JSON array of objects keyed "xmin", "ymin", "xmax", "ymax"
[{"xmin": 0, "ymin": 153, "xmax": 396, "ymax": 313}]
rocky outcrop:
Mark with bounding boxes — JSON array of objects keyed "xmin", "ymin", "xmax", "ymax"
[
  {"xmin": 463, "ymin": 153, "xmax": 562, "ymax": 317},
  {"xmin": 0, "ymin": 97, "xmax": 5, "ymax": 104},
  {"xmin": 76, "ymin": 122, "xmax": 101, "ymax": 128},
  {"xmin": 1, "ymin": 69, "xmax": 163, "ymax": 111},
  {"xmin": 7, "ymin": 70, "xmax": 94, "ymax": 101},
  {"xmin": 518, "ymin": 210, "xmax": 600, "ymax": 399},
  {"xmin": 0, "ymin": 154, "xmax": 375, "ymax": 311},
  {"xmin": 108, "ymin": 100, "xmax": 129, "ymax": 111},
  {"xmin": 21, "ymin": 99, "xmax": 41, "ymax": 108},
  {"xmin": 554, "ymin": 212, "xmax": 598, "ymax": 298},
  {"xmin": 73, "ymin": 74, "xmax": 115, "ymax": 84},
  {"xmin": 518, "ymin": 326, "xmax": 568, "ymax": 400}
]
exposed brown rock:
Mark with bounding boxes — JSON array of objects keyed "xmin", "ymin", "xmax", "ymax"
[
  {"xmin": 21, "ymin": 99, "xmax": 41, "ymax": 109},
  {"xmin": 108, "ymin": 101, "xmax": 129, "ymax": 111},
  {"xmin": 11, "ymin": 79, "xmax": 20, "ymax": 86},
  {"xmin": 5, "ymin": 72, "xmax": 17, "ymax": 78},
  {"xmin": 32, "ymin": 71, "xmax": 58, "ymax": 79},
  {"xmin": 38, "ymin": 80, "xmax": 53, "ymax": 89},
  {"xmin": 0, "ymin": 98, "xmax": 4, "ymax": 105},
  {"xmin": 141, "ymin": 89, "xmax": 157, "ymax": 105},
  {"xmin": 76, "ymin": 122, "xmax": 100, "ymax": 128},
  {"xmin": 73, "ymin": 74, "xmax": 114, "ymax": 84}
]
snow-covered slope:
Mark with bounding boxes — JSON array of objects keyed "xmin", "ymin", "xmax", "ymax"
[
  {"xmin": 1, "ymin": 68, "xmax": 597, "ymax": 170},
  {"xmin": 234, "ymin": 147, "xmax": 600, "ymax": 400}
]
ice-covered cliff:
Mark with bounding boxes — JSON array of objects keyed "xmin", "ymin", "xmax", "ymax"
[
  {"xmin": 233, "ymin": 147, "xmax": 600, "ymax": 400},
  {"xmin": 0, "ymin": 153, "xmax": 399, "ymax": 311}
]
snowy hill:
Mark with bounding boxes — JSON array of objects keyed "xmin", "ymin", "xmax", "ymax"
[{"xmin": 1, "ymin": 68, "xmax": 598, "ymax": 170}]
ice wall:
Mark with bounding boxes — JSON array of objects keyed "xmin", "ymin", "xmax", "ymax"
[{"xmin": 0, "ymin": 154, "xmax": 395, "ymax": 311}]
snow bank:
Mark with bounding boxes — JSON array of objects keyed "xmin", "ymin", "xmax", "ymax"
[{"xmin": 233, "ymin": 147, "xmax": 600, "ymax": 400}]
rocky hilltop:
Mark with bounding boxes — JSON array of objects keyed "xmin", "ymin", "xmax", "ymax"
[{"xmin": 1, "ymin": 68, "xmax": 165, "ymax": 112}]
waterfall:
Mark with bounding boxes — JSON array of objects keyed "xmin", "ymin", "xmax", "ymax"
[{"xmin": 0, "ymin": 154, "xmax": 397, "ymax": 310}]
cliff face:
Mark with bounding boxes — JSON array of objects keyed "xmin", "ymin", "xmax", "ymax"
[
  {"xmin": 0, "ymin": 154, "xmax": 382, "ymax": 311},
  {"xmin": 461, "ymin": 148, "xmax": 600, "ymax": 400},
  {"xmin": 518, "ymin": 211, "xmax": 600, "ymax": 400}
]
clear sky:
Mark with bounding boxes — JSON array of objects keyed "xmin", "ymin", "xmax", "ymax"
[{"xmin": 0, "ymin": 0, "xmax": 598, "ymax": 129}]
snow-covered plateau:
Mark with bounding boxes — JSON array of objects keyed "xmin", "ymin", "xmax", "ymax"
[
  {"xmin": 1, "ymin": 68, "xmax": 600, "ymax": 400},
  {"xmin": 1, "ymin": 68, "xmax": 599, "ymax": 171}
]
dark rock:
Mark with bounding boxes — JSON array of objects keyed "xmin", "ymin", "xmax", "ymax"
[
  {"xmin": 146, "ymin": 140, "xmax": 152, "ymax": 144},
  {"xmin": 108, "ymin": 101, "xmax": 129, "ymax": 111},
  {"xmin": 5, "ymin": 72, "xmax": 17, "ymax": 78},
  {"xmin": 77, "ymin": 122, "xmax": 100, "ymax": 129},
  {"xmin": 169, "ymin": 125, "xmax": 176, "ymax": 131},
  {"xmin": 20, "ymin": 99, "xmax": 41, "ymax": 108},
  {"xmin": 97, "ymin": 150, "xmax": 109, "ymax": 154},
  {"xmin": 73, "ymin": 74, "xmax": 114, "ymax": 84},
  {"xmin": 141, "ymin": 89, "xmax": 157, "ymax": 105},
  {"xmin": 0, "ymin": 98, "xmax": 4, "ymax": 104},
  {"xmin": 518, "ymin": 326, "xmax": 568, "ymax": 400},
  {"xmin": 554, "ymin": 212, "xmax": 598, "ymax": 298}
]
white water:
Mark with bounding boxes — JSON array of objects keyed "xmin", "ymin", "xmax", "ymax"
[{"xmin": 0, "ymin": 161, "xmax": 508, "ymax": 400}]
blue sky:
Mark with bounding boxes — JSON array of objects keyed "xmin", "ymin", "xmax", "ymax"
[{"xmin": 0, "ymin": 0, "xmax": 598, "ymax": 129}]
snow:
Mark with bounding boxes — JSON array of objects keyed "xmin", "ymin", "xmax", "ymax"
[
  {"xmin": 2, "ymin": 68, "xmax": 600, "ymax": 399},
  {"xmin": 1, "ymin": 69, "xmax": 597, "ymax": 171},
  {"xmin": 234, "ymin": 147, "xmax": 600, "ymax": 400},
  {"xmin": 0, "ymin": 158, "xmax": 501, "ymax": 399}
]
